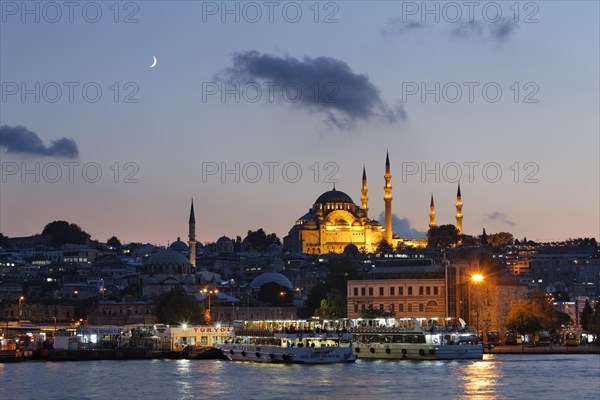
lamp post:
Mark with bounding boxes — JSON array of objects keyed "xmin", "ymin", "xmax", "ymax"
[
  {"xmin": 18, "ymin": 296, "xmax": 24, "ymax": 322},
  {"xmin": 279, "ymin": 291, "xmax": 285, "ymax": 306},
  {"xmin": 471, "ymin": 274, "xmax": 484, "ymax": 340},
  {"xmin": 202, "ymin": 288, "xmax": 218, "ymax": 325}
]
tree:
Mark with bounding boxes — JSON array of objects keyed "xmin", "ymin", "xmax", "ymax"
[
  {"xmin": 156, "ymin": 286, "xmax": 203, "ymax": 325},
  {"xmin": 304, "ymin": 259, "xmax": 365, "ymax": 317},
  {"xmin": 487, "ymin": 232, "xmax": 514, "ymax": 248},
  {"xmin": 256, "ymin": 282, "xmax": 292, "ymax": 306},
  {"xmin": 581, "ymin": 300, "xmax": 594, "ymax": 331},
  {"xmin": 427, "ymin": 224, "xmax": 460, "ymax": 248},
  {"xmin": 0, "ymin": 232, "xmax": 9, "ymax": 248},
  {"xmin": 42, "ymin": 220, "xmax": 90, "ymax": 247},
  {"xmin": 375, "ymin": 239, "xmax": 394, "ymax": 254},
  {"xmin": 506, "ymin": 292, "xmax": 571, "ymax": 334},
  {"xmin": 588, "ymin": 307, "xmax": 600, "ymax": 343},
  {"xmin": 243, "ymin": 228, "xmax": 281, "ymax": 252},
  {"xmin": 460, "ymin": 234, "xmax": 479, "ymax": 247},
  {"xmin": 314, "ymin": 289, "xmax": 346, "ymax": 318},
  {"xmin": 107, "ymin": 236, "xmax": 121, "ymax": 248}
]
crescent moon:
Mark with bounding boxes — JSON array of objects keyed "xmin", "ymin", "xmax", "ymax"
[{"xmin": 149, "ymin": 56, "xmax": 157, "ymax": 68}]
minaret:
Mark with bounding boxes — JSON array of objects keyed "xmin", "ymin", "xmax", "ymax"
[
  {"xmin": 429, "ymin": 193, "xmax": 437, "ymax": 229},
  {"xmin": 188, "ymin": 199, "xmax": 197, "ymax": 268},
  {"xmin": 455, "ymin": 184, "xmax": 463, "ymax": 235},
  {"xmin": 384, "ymin": 151, "xmax": 393, "ymax": 243},
  {"xmin": 361, "ymin": 165, "xmax": 369, "ymax": 216}
]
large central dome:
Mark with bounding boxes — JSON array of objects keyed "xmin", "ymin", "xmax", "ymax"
[{"xmin": 315, "ymin": 188, "xmax": 354, "ymax": 205}]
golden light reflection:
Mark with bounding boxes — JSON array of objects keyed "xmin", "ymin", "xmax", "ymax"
[{"xmin": 460, "ymin": 356, "xmax": 501, "ymax": 400}]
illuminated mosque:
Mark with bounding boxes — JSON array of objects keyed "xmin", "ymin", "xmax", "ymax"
[{"xmin": 283, "ymin": 152, "xmax": 464, "ymax": 254}]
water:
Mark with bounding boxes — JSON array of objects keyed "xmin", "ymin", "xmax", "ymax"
[{"xmin": 1, "ymin": 354, "xmax": 599, "ymax": 400}]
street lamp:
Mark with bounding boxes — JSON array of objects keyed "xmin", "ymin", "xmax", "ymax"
[
  {"xmin": 18, "ymin": 296, "xmax": 24, "ymax": 322},
  {"xmin": 279, "ymin": 291, "xmax": 286, "ymax": 305},
  {"xmin": 471, "ymin": 274, "xmax": 484, "ymax": 339},
  {"xmin": 202, "ymin": 288, "xmax": 219, "ymax": 325}
]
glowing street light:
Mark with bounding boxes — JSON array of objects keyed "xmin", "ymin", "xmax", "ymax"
[
  {"xmin": 202, "ymin": 288, "xmax": 219, "ymax": 325},
  {"xmin": 471, "ymin": 274, "xmax": 484, "ymax": 339},
  {"xmin": 280, "ymin": 291, "xmax": 286, "ymax": 305},
  {"xmin": 18, "ymin": 296, "xmax": 25, "ymax": 322}
]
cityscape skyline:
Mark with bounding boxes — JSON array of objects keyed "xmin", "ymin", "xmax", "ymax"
[{"xmin": 1, "ymin": 1, "xmax": 598, "ymax": 245}]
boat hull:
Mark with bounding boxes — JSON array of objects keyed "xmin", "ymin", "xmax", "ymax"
[
  {"xmin": 219, "ymin": 344, "xmax": 356, "ymax": 364},
  {"xmin": 353, "ymin": 343, "xmax": 483, "ymax": 360}
]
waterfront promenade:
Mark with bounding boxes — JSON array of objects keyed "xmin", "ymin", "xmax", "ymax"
[{"xmin": 487, "ymin": 344, "xmax": 600, "ymax": 354}]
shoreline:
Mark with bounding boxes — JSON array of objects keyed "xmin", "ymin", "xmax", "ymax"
[{"xmin": 486, "ymin": 344, "xmax": 600, "ymax": 355}]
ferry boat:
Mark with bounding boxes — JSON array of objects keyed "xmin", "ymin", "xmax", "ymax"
[
  {"xmin": 350, "ymin": 317, "xmax": 483, "ymax": 360},
  {"xmin": 218, "ymin": 319, "xmax": 357, "ymax": 364}
]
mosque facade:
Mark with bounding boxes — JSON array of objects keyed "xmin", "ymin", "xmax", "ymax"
[{"xmin": 283, "ymin": 152, "xmax": 463, "ymax": 254}]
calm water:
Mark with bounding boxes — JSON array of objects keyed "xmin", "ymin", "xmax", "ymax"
[{"xmin": 1, "ymin": 354, "xmax": 599, "ymax": 400}]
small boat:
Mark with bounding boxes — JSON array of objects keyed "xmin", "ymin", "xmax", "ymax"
[
  {"xmin": 218, "ymin": 319, "xmax": 357, "ymax": 364},
  {"xmin": 350, "ymin": 317, "xmax": 483, "ymax": 360}
]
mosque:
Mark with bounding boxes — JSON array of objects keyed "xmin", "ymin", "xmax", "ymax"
[{"xmin": 283, "ymin": 152, "xmax": 464, "ymax": 254}]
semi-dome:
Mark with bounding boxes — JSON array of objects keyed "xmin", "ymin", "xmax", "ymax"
[
  {"xmin": 250, "ymin": 272, "xmax": 293, "ymax": 290},
  {"xmin": 315, "ymin": 188, "xmax": 354, "ymax": 205},
  {"xmin": 303, "ymin": 220, "xmax": 317, "ymax": 229},
  {"xmin": 145, "ymin": 249, "xmax": 191, "ymax": 267}
]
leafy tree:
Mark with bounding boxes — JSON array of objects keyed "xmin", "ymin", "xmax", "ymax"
[
  {"xmin": 107, "ymin": 236, "xmax": 122, "ymax": 248},
  {"xmin": 427, "ymin": 224, "xmax": 460, "ymax": 248},
  {"xmin": 256, "ymin": 282, "xmax": 292, "ymax": 306},
  {"xmin": 506, "ymin": 292, "xmax": 571, "ymax": 334},
  {"xmin": 460, "ymin": 234, "xmax": 479, "ymax": 247},
  {"xmin": 42, "ymin": 220, "xmax": 90, "ymax": 247},
  {"xmin": 588, "ymin": 308, "xmax": 600, "ymax": 343},
  {"xmin": 487, "ymin": 232, "xmax": 514, "ymax": 248},
  {"xmin": 581, "ymin": 300, "xmax": 594, "ymax": 331},
  {"xmin": 375, "ymin": 239, "xmax": 394, "ymax": 254},
  {"xmin": 243, "ymin": 228, "xmax": 281, "ymax": 252},
  {"xmin": 303, "ymin": 284, "xmax": 329, "ymax": 318},
  {"xmin": 156, "ymin": 286, "xmax": 203, "ymax": 325},
  {"xmin": 0, "ymin": 233, "xmax": 9, "ymax": 248},
  {"xmin": 304, "ymin": 259, "xmax": 365, "ymax": 317},
  {"xmin": 314, "ymin": 289, "xmax": 346, "ymax": 318}
]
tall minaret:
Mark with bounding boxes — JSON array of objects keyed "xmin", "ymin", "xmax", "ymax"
[
  {"xmin": 361, "ymin": 165, "xmax": 369, "ymax": 216},
  {"xmin": 429, "ymin": 193, "xmax": 437, "ymax": 229},
  {"xmin": 455, "ymin": 184, "xmax": 463, "ymax": 235},
  {"xmin": 384, "ymin": 151, "xmax": 393, "ymax": 243},
  {"xmin": 188, "ymin": 199, "xmax": 197, "ymax": 268}
]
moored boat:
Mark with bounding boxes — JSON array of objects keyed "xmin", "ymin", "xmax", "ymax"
[
  {"xmin": 350, "ymin": 317, "xmax": 483, "ymax": 360},
  {"xmin": 218, "ymin": 319, "xmax": 357, "ymax": 364}
]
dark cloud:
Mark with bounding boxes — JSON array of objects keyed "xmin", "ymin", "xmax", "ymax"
[
  {"xmin": 217, "ymin": 51, "xmax": 405, "ymax": 129},
  {"xmin": 384, "ymin": 18, "xmax": 519, "ymax": 43},
  {"xmin": 0, "ymin": 125, "xmax": 79, "ymax": 158},
  {"xmin": 377, "ymin": 212, "xmax": 427, "ymax": 239},
  {"xmin": 382, "ymin": 19, "xmax": 424, "ymax": 37},
  {"xmin": 451, "ymin": 19, "xmax": 520, "ymax": 42},
  {"xmin": 484, "ymin": 211, "xmax": 515, "ymax": 226}
]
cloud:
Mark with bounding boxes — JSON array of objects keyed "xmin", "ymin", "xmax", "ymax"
[
  {"xmin": 382, "ymin": 19, "xmax": 424, "ymax": 37},
  {"xmin": 377, "ymin": 212, "xmax": 427, "ymax": 239},
  {"xmin": 216, "ymin": 51, "xmax": 405, "ymax": 129},
  {"xmin": 0, "ymin": 125, "xmax": 79, "ymax": 158},
  {"xmin": 451, "ymin": 19, "xmax": 520, "ymax": 43},
  {"xmin": 384, "ymin": 17, "xmax": 519, "ymax": 43},
  {"xmin": 483, "ymin": 211, "xmax": 515, "ymax": 226}
]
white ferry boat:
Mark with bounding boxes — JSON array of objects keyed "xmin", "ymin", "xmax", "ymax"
[
  {"xmin": 218, "ymin": 319, "xmax": 357, "ymax": 364},
  {"xmin": 350, "ymin": 317, "xmax": 483, "ymax": 360}
]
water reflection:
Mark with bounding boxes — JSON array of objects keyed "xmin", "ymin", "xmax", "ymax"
[{"xmin": 460, "ymin": 355, "xmax": 501, "ymax": 399}]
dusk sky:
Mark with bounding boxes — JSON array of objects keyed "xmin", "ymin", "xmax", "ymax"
[{"xmin": 1, "ymin": 1, "xmax": 598, "ymax": 245}]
